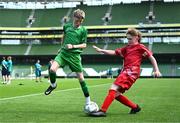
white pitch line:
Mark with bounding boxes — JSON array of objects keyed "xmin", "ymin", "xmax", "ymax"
[{"xmin": 0, "ymin": 83, "xmax": 110, "ymax": 101}]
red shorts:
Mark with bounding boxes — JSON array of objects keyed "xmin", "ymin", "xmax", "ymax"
[{"xmin": 114, "ymin": 67, "xmax": 140, "ymax": 92}]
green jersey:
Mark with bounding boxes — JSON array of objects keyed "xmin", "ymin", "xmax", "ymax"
[{"xmin": 61, "ymin": 23, "xmax": 87, "ymax": 53}]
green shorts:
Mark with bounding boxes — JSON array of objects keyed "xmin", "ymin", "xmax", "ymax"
[{"xmin": 54, "ymin": 51, "xmax": 83, "ymax": 72}]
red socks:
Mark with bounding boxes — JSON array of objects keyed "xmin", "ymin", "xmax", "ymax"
[
  {"xmin": 100, "ymin": 90, "xmax": 137, "ymax": 112},
  {"xmin": 101, "ymin": 89, "xmax": 116, "ymax": 112},
  {"xmin": 115, "ymin": 94, "xmax": 137, "ymax": 109}
]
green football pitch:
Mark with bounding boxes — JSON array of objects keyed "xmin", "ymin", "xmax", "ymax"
[{"xmin": 0, "ymin": 78, "xmax": 180, "ymax": 123}]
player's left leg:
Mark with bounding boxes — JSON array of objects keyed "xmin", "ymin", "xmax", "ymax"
[
  {"xmin": 6, "ymin": 71, "xmax": 11, "ymax": 84},
  {"xmin": 115, "ymin": 91, "xmax": 141, "ymax": 114},
  {"xmin": 35, "ymin": 71, "xmax": 39, "ymax": 82},
  {"xmin": 44, "ymin": 61, "xmax": 59, "ymax": 95},
  {"xmin": 76, "ymin": 72, "xmax": 91, "ymax": 105},
  {"xmin": 39, "ymin": 71, "xmax": 42, "ymax": 82}
]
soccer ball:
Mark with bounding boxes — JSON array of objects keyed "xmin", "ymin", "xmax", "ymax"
[{"xmin": 84, "ymin": 101, "xmax": 99, "ymax": 114}]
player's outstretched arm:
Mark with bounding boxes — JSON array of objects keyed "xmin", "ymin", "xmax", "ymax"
[
  {"xmin": 66, "ymin": 43, "xmax": 86, "ymax": 49},
  {"xmin": 92, "ymin": 45, "xmax": 116, "ymax": 55},
  {"xmin": 149, "ymin": 55, "xmax": 162, "ymax": 77}
]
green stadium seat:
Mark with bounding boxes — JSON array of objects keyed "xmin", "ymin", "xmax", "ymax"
[
  {"xmin": 154, "ymin": 2, "xmax": 180, "ymax": 24},
  {"xmin": 110, "ymin": 3, "xmax": 149, "ymax": 25},
  {"xmin": 0, "ymin": 44, "xmax": 28, "ymax": 55},
  {"xmin": 152, "ymin": 43, "xmax": 180, "ymax": 54},
  {"xmin": 33, "ymin": 8, "xmax": 68, "ymax": 27},
  {"xmin": 75, "ymin": 5, "xmax": 108, "ymax": 26},
  {"xmin": 0, "ymin": 9, "xmax": 31, "ymax": 27},
  {"xmin": 29, "ymin": 44, "xmax": 60, "ymax": 55}
]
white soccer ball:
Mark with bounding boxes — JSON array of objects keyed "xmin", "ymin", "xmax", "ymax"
[{"xmin": 84, "ymin": 101, "xmax": 99, "ymax": 114}]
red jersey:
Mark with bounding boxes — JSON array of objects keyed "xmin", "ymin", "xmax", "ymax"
[
  {"xmin": 115, "ymin": 43, "xmax": 152, "ymax": 69},
  {"xmin": 114, "ymin": 43, "xmax": 152, "ymax": 91}
]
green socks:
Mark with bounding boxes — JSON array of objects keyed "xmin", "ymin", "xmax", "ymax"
[
  {"xmin": 49, "ymin": 70, "xmax": 56, "ymax": 84},
  {"xmin": 80, "ymin": 81, "xmax": 90, "ymax": 97}
]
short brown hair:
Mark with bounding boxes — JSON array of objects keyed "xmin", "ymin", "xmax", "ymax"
[
  {"xmin": 73, "ymin": 9, "xmax": 85, "ymax": 19},
  {"xmin": 126, "ymin": 28, "xmax": 142, "ymax": 43}
]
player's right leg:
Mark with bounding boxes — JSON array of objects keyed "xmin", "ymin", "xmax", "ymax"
[
  {"xmin": 76, "ymin": 72, "xmax": 91, "ymax": 105},
  {"xmin": 90, "ymin": 84, "xmax": 119, "ymax": 117},
  {"xmin": 35, "ymin": 71, "xmax": 39, "ymax": 82},
  {"xmin": 39, "ymin": 71, "xmax": 42, "ymax": 82},
  {"xmin": 44, "ymin": 61, "xmax": 59, "ymax": 95}
]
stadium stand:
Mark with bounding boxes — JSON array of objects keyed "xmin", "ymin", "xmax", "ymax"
[
  {"xmin": 110, "ymin": 3, "xmax": 149, "ymax": 25},
  {"xmin": 0, "ymin": 9, "xmax": 31, "ymax": 27},
  {"xmin": 82, "ymin": 43, "xmax": 105, "ymax": 54},
  {"xmin": 29, "ymin": 44, "xmax": 60, "ymax": 55},
  {"xmin": 0, "ymin": 44, "xmax": 28, "ymax": 55},
  {"xmin": 0, "ymin": 2, "xmax": 180, "ymax": 27},
  {"xmin": 152, "ymin": 43, "xmax": 180, "ymax": 54},
  {"xmin": 0, "ymin": 1, "xmax": 180, "ymax": 78},
  {"xmin": 106, "ymin": 43, "xmax": 126, "ymax": 50},
  {"xmin": 75, "ymin": 5, "xmax": 108, "ymax": 26},
  {"xmin": 154, "ymin": 2, "xmax": 180, "ymax": 24},
  {"xmin": 0, "ymin": 42, "xmax": 179, "ymax": 55},
  {"xmin": 33, "ymin": 8, "xmax": 69, "ymax": 27}
]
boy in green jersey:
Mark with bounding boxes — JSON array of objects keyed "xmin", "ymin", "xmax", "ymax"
[{"xmin": 45, "ymin": 9, "xmax": 91, "ymax": 105}]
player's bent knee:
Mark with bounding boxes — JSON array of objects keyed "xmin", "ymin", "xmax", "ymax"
[
  {"xmin": 76, "ymin": 73, "xmax": 84, "ymax": 81},
  {"xmin": 110, "ymin": 84, "xmax": 119, "ymax": 91},
  {"xmin": 79, "ymin": 77, "xmax": 84, "ymax": 82},
  {"xmin": 50, "ymin": 61, "xmax": 59, "ymax": 72},
  {"xmin": 50, "ymin": 68, "xmax": 56, "ymax": 73},
  {"xmin": 118, "ymin": 87, "xmax": 125, "ymax": 93}
]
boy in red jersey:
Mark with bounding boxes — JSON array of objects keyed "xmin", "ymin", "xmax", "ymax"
[{"xmin": 90, "ymin": 28, "xmax": 161, "ymax": 117}]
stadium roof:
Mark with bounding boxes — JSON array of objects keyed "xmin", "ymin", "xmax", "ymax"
[
  {"xmin": 0, "ymin": 0, "xmax": 80, "ymax": 2},
  {"xmin": 0, "ymin": 0, "xmax": 179, "ymax": 9},
  {"xmin": 0, "ymin": 0, "xmax": 180, "ymax": 2}
]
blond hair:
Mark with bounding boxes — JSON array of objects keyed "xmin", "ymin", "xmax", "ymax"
[
  {"xmin": 73, "ymin": 9, "xmax": 85, "ymax": 19},
  {"xmin": 126, "ymin": 28, "xmax": 142, "ymax": 43}
]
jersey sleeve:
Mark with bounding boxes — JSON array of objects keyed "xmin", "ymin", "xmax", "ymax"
[
  {"xmin": 140, "ymin": 44, "xmax": 153, "ymax": 58},
  {"xmin": 115, "ymin": 47, "xmax": 126, "ymax": 57},
  {"xmin": 81, "ymin": 27, "xmax": 87, "ymax": 43}
]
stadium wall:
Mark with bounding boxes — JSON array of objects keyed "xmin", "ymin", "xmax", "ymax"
[
  {"xmin": 1, "ymin": 54, "xmax": 180, "ymax": 78},
  {"xmin": 1, "ymin": 54, "xmax": 179, "ymax": 65}
]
